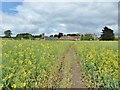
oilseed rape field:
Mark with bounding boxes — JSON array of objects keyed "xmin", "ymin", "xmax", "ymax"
[
  {"xmin": 75, "ymin": 41, "xmax": 119, "ymax": 88},
  {"xmin": 0, "ymin": 40, "xmax": 119, "ymax": 89}
]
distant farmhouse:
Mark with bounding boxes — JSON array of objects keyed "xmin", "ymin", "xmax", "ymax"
[
  {"xmin": 45, "ymin": 37, "xmax": 58, "ymax": 40},
  {"xmin": 91, "ymin": 34, "xmax": 98, "ymax": 40},
  {"xmin": 60, "ymin": 34, "xmax": 98, "ymax": 41},
  {"xmin": 44, "ymin": 34, "xmax": 98, "ymax": 41},
  {"xmin": 81, "ymin": 34, "xmax": 98, "ymax": 40},
  {"xmin": 45, "ymin": 35, "xmax": 81, "ymax": 41},
  {"xmin": 60, "ymin": 36, "xmax": 81, "ymax": 41},
  {"xmin": 35, "ymin": 38, "xmax": 42, "ymax": 40}
]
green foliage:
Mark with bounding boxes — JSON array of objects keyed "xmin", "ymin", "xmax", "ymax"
[
  {"xmin": 33, "ymin": 34, "xmax": 42, "ymax": 38},
  {"xmin": 58, "ymin": 33, "xmax": 63, "ymax": 38},
  {"xmin": 4, "ymin": 30, "xmax": 12, "ymax": 38},
  {"xmin": 16, "ymin": 33, "xmax": 33, "ymax": 40},
  {"xmin": 81, "ymin": 34, "xmax": 95, "ymax": 40},
  {"xmin": 100, "ymin": 26, "xmax": 115, "ymax": 40},
  {"xmin": 67, "ymin": 34, "xmax": 80, "ymax": 36},
  {"xmin": 54, "ymin": 34, "xmax": 58, "ymax": 37}
]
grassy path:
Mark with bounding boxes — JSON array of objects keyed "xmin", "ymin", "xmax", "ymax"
[
  {"xmin": 71, "ymin": 46, "xmax": 86, "ymax": 88},
  {"xmin": 55, "ymin": 44, "xmax": 87, "ymax": 88},
  {"xmin": 54, "ymin": 44, "xmax": 72, "ymax": 88}
]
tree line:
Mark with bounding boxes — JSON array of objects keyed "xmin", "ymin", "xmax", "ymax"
[{"xmin": 2, "ymin": 26, "xmax": 117, "ymax": 40}]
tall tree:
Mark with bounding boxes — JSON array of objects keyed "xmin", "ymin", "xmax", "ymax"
[
  {"xmin": 58, "ymin": 33, "xmax": 63, "ymax": 38},
  {"xmin": 42, "ymin": 33, "xmax": 45, "ymax": 39},
  {"xmin": 81, "ymin": 34, "xmax": 84, "ymax": 40},
  {"xmin": 4, "ymin": 30, "xmax": 12, "ymax": 38},
  {"xmin": 100, "ymin": 26, "xmax": 115, "ymax": 40}
]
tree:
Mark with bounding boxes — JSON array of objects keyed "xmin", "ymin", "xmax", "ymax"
[
  {"xmin": 16, "ymin": 33, "xmax": 33, "ymax": 40},
  {"xmin": 58, "ymin": 33, "xmax": 63, "ymax": 38},
  {"xmin": 81, "ymin": 34, "xmax": 84, "ymax": 40},
  {"xmin": 4, "ymin": 30, "xmax": 12, "ymax": 38},
  {"xmin": 33, "ymin": 34, "xmax": 42, "ymax": 38},
  {"xmin": 54, "ymin": 34, "xmax": 58, "ymax": 37},
  {"xmin": 100, "ymin": 26, "xmax": 115, "ymax": 40},
  {"xmin": 50, "ymin": 35, "xmax": 53, "ymax": 37},
  {"xmin": 67, "ymin": 34, "xmax": 80, "ymax": 36},
  {"xmin": 82, "ymin": 34, "xmax": 94, "ymax": 40},
  {"xmin": 41, "ymin": 33, "xmax": 45, "ymax": 39}
]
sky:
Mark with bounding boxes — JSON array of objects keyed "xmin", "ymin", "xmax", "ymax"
[{"xmin": 0, "ymin": 1, "xmax": 118, "ymax": 37}]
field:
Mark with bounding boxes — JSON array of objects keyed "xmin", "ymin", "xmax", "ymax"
[{"xmin": 0, "ymin": 40, "xmax": 119, "ymax": 89}]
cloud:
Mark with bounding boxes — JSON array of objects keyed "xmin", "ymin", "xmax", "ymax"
[{"xmin": 1, "ymin": 2, "xmax": 118, "ymax": 36}]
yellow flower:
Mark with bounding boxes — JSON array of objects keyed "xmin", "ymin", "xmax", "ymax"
[
  {"xmin": 4, "ymin": 53, "xmax": 9, "ymax": 58},
  {"xmin": 8, "ymin": 73, "xmax": 14, "ymax": 79},
  {"xmin": 23, "ymin": 83, "xmax": 26, "ymax": 86},
  {"xmin": 28, "ymin": 60, "xmax": 32, "ymax": 65},
  {"xmin": 12, "ymin": 84, "xmax": 16, "ymax": 88},
  {"xmin": 0, "ymin": 65, "xmax": 3, "ymax": 68},
  {"xmin": 18, "ymin": 44, "xmax": 22, "ymax": 47},
  {"xmin": 1, "ymin": 84, "xmax": 4, "ymax": 88},
  {"xmin": 19, "ymin": 60, "xmax": 23, "ymax": 64},
  {"xmin": 18, "ymin": 52, "xmax": 23, "ymax": 57}
]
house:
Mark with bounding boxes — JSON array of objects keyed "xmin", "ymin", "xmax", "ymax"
[
  {"xmin": 45, "ymin": 37, "xmax": 58, "ymax": 40},
  {"xmin": 60, "ymin": 36, "xmax": 80, "ymax": 41},
  {"xmin": 35, "ymin": 38, "xmax": 41, "ymax": 40},
  {"xmin": 71, "ymin": 36, "xmax": 81, "ymax": 41},
  {"xmin": 60, "ymin": 36, "xmax": 73, "ymax": 40},
  {"xmin": 92, "ymin": 34, "xmax": 98, "ymax": 40}
]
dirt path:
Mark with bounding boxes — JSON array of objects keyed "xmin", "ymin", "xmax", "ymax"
[
  {"xmin": 56, "ymin": 47, "xmax": 72, "ymax": 88},
  {"xmin": 55, "ymin": 44, "xmax": 87, "ymax": 88},
  {"xmin": 70, "ymin": 47, "xmax": 86, "ymax": 88}
]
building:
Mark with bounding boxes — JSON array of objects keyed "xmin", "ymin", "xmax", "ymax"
[
  {"xmin": 45, "ymin": 37, "xmax": 58, "ymax": 40},
  {"xmin": 60, "ymin": 36, "xmax": 80, "ymax": 41}
]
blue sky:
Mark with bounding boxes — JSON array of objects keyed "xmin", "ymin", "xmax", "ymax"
[
  {"xmin": 1, "ymin": 2, "xmax": 22, "ymax": 15},
  {"xmin": 0, "ymin": 2, "xmax": 118, "ymax": 36}
]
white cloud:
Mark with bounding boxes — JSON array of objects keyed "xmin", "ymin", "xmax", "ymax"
[{"xmin": 1, "ymin": 2, "xmax": 118, "ymax": 36}]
